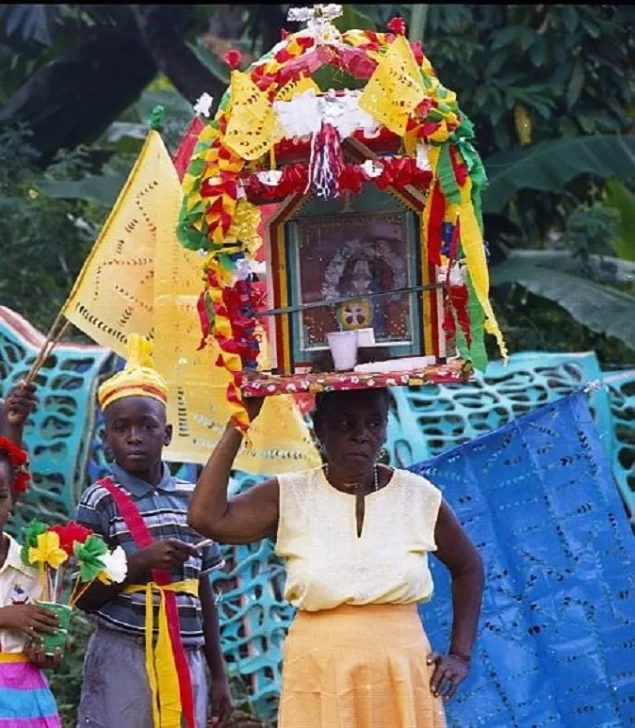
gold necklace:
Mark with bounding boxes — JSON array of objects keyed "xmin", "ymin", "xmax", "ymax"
[{"xmin": 324, "ymin": 464, "xmax": 379, "ymax": 492}]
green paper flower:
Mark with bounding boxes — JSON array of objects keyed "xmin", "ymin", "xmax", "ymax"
[
  {"xmin": 20, "ymin": 520, "xmax": 49, "ymax": 566},
  {"xmin": 73, "ymin": 534, "xmax": 108, "ymax": 582}
]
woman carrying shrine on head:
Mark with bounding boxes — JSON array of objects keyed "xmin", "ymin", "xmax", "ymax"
[{"xmin": 189, "ymin": 387, "xmax": 484, "ymax": 728}]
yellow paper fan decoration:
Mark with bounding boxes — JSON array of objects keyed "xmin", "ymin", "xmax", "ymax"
[
  {"xmin": 359, "ymin": 35, "xmax": 425, "ymax": 137},
  {"xmin": 224, "ymin": 70, "xmax": 282, "ymax": 161}
]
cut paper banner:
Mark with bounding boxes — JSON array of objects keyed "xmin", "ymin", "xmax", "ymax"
[
  {"xmin": 63, "ymin": 127, "xmax": 320, "ymax": 472},
  {"xmin": 62, "ymin": 135, "xmax": 161, "ymax": 354}
]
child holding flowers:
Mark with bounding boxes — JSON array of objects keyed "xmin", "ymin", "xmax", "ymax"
[{"xmin": 0, "ymin": 437, "xmax": 61, "ymax": 727}]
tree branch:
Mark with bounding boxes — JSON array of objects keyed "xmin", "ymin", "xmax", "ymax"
[{"xmin": 130, "ymin": 4, "xmax": 226, "ymax": 107}]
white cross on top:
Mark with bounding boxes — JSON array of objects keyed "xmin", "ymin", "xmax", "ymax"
[{"xmin": 286, "ymin": 4, "xmax": 343, "ymax": 43}]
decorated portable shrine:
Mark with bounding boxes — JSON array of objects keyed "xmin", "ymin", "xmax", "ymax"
[{"xmin": 178, "ymin": 4, "xmax": 507, "ymax": 422}]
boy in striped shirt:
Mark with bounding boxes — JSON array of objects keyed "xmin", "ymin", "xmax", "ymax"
[{"xmin": 75, "ymin": 335, "xmax": 231, "ymax": 728}]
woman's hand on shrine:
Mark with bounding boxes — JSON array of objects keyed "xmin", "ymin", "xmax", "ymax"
[
  {"xmin": 427, "ymin": 651, "xmax": 470, "ymax": 699},
  {"xmin": 209, "ymin": 675, "xmax": 233, "ymax": 726},
  {"xmin": 0, "ymin": 604, "xmax": 59, "ymax": 637},
  {"xmin": 4, "ymin": 382, "xmax": 37, "ymax": 427},
  {"xmin": 244, "ymin": 396, "xmax": 264, "ymax": 425}
]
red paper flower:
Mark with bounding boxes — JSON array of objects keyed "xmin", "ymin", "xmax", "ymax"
[
  {"xmin": 0, "ymin": 437, "xmax": 30, "ymax": 493},
  {"xmin": 387, "ymin": 16, "xmax": 406, "ymax": 35},
  {"xmin": 224, "ymin": 49, "xmax": 242, "ymax": 70},
  {"xmin": 281, "ymin": 29, "xmax": 289, "ymax": 40},
  {"xmin": 49, "ymin": 521, "xmax": 93, "ymax": 557}
]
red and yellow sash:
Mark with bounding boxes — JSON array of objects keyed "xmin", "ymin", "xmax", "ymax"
[{"xmin": 99, "ymin": 478, "xmax": 196, "ymax": 728}]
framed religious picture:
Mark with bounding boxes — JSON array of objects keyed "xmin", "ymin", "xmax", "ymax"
[{"xmin": 284, "ymin": 206, "xmax": 423, "ymax": 368}]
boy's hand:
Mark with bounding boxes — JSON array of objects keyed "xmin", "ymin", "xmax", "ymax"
[
  {"xmin": 209, "ymin": 676, "xmax": 232, "ymax": 727},
  {"xmin": 135, "ymin": 539, "xmax": 198, "ymax": 572},
  {"xmin": 0, "ymin": 604, "xmax": 59, "ymax": 637},
  {"xmin": 5, "ymin": 383, "xmax": 37, "ymax": 427}
]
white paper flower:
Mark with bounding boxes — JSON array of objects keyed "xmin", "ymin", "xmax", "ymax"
[
  {"xmin": 194, "ymin": 93, "xmax": 214, "ymax": 118},
  {"xmin": 256, "ymin": 170, "xmax": 283, "ymax": 186},
  {"xmin": 99, "ymin": 546, "xmax": 128, "ymax": 584},
  {"xmin": 416, "ymin": 142, "xmax": 432, "ymax": 171}
]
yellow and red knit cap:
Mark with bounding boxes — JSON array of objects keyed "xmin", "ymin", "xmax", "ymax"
[{"xmin": 97, "ymin": 334, "xmax": 168, "ymax": 411}]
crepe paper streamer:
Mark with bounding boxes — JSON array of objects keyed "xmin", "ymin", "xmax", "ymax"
[
  {"xmin": 148, "ymin": 105, "xmax": 165, "ymax": 132},
  {"xmin": 458, "ymin": 178, "xmax": 508, "ymax": 362},
  {"xmin": 125, "ymin": 579, "xmax": 199, "ymax": 728},
  {"xmin": 465, "ymin": 272, "xmax": 488, "ymax": 372},
  {"xmin": 73, "ymin": 534, "xmax": 108, "ymax": 582},
  {"xmin": 28, "ymin": 532, "xmax": 68, "ymax": 570}
]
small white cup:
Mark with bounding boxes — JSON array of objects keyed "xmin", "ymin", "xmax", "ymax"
[{"xmin": 327, "ymin": 331, "xmax": 359, "ymax": 371}]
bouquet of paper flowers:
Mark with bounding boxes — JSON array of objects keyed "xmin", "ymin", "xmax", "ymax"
[{"xmin": 20, "ymin": 519, "xmax": 127, "ymax": 655}]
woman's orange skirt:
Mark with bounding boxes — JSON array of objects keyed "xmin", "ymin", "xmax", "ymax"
[{"xmin": 279, "ymin": 603, "xmax": 447, "ymax": 728}]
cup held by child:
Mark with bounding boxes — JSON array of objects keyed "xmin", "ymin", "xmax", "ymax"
[{"xmin": 36, "ymin": 601, "xmax": 71, "ymax": 656}]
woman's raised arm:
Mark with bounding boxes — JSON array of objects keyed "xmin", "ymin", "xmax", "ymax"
[{"xmin": 188, "ymin": 403, "xmax": 279, "ymax": 545}]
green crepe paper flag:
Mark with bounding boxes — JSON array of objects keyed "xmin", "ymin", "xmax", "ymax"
[
  {"xmin": 148, "ymin": 105, "xmax": 165, "ymax": 131},
  {"xmin": 20, "ymin": 521, "xmax": 49, "ymax": 565},
  {"xmin": 437, "ymin": 146, "xmax": 461, "ymax": 206},
  {"xmin": 73, "ymin": 534, "xmax": 108, "ymax": 583},
  {"xmin": 466, "ymin": 272, "xmax": 488, "ymax": 371}
]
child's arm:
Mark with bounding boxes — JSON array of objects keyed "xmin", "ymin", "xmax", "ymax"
[
  {"xmin": 74, "ymin": 539, "xmax": 196, "ymax": 612},
  {"xmin": 74, "ymin": 488, "xmax": 197, "ymax": 612},
  {"xmin": 0, "ymin": 603, "xmax": 58, "ymax": 637},
  {"xmin": 200, "ymin": 576, "xmax": 232, "ymax": 727}
]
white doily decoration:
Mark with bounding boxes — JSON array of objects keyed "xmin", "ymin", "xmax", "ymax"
[
  {"xmin": 273, "ymin": 89, "xmax": 380, "ymax": 140},
  {"xmin": 257, "ymin": 170, "xmax": 284, "ymax": 186}
]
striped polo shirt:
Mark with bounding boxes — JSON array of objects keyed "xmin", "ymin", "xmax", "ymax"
[{"xmin": 75, "ymin": 463, "xmax": 223, "ymax": 648}]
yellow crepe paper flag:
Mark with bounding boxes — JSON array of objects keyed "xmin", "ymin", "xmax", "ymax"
[
  {"xmin": 62, "ymin": 127, "xmax": 319, "ymax": 472},
  {"xmin": 61, "ymin": 132, "xmax": 166, "ymax": 354},
  {"xmin": 359, "ymin": 35, "xmax": 425, "ymax": 137},
  {"xmin": 151, "ymin": 137, "xmax": 320, "ymax": 470},
  {"xmin": 29, "ymin": 532, "xmax": 68, "ymax": 570},
  {"xmin": 223, "ymin": 70, "xmax": 282, "ymax": 161}
]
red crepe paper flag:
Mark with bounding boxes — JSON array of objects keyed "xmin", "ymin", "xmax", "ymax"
[
  {"xmin": 411, "ymin": 40, "xmax": 424, "ymax": 65},
  {"xmin": 427, "ymin": 181, "xmax": 445, "ymax": 265},
  {"xmin": 172, "ymin": 116, "xmax": 205, "ymax": 182}
]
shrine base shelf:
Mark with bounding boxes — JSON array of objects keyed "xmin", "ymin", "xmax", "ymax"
[{"xmin": 241, "ymin": 359, "xmax": 473, "ymax": 397}]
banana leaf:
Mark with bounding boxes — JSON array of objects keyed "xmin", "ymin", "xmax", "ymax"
[
  {"xmin": 491, "ymin": 258, "xmax": 635, "ymax": 350},
  {"xmin": 605, "ymin": 178, "xmax": 635, "ymax": 261},
  {"xmin": 482, "ymin": 135, "xmax": 635, "ymax": 214}
]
